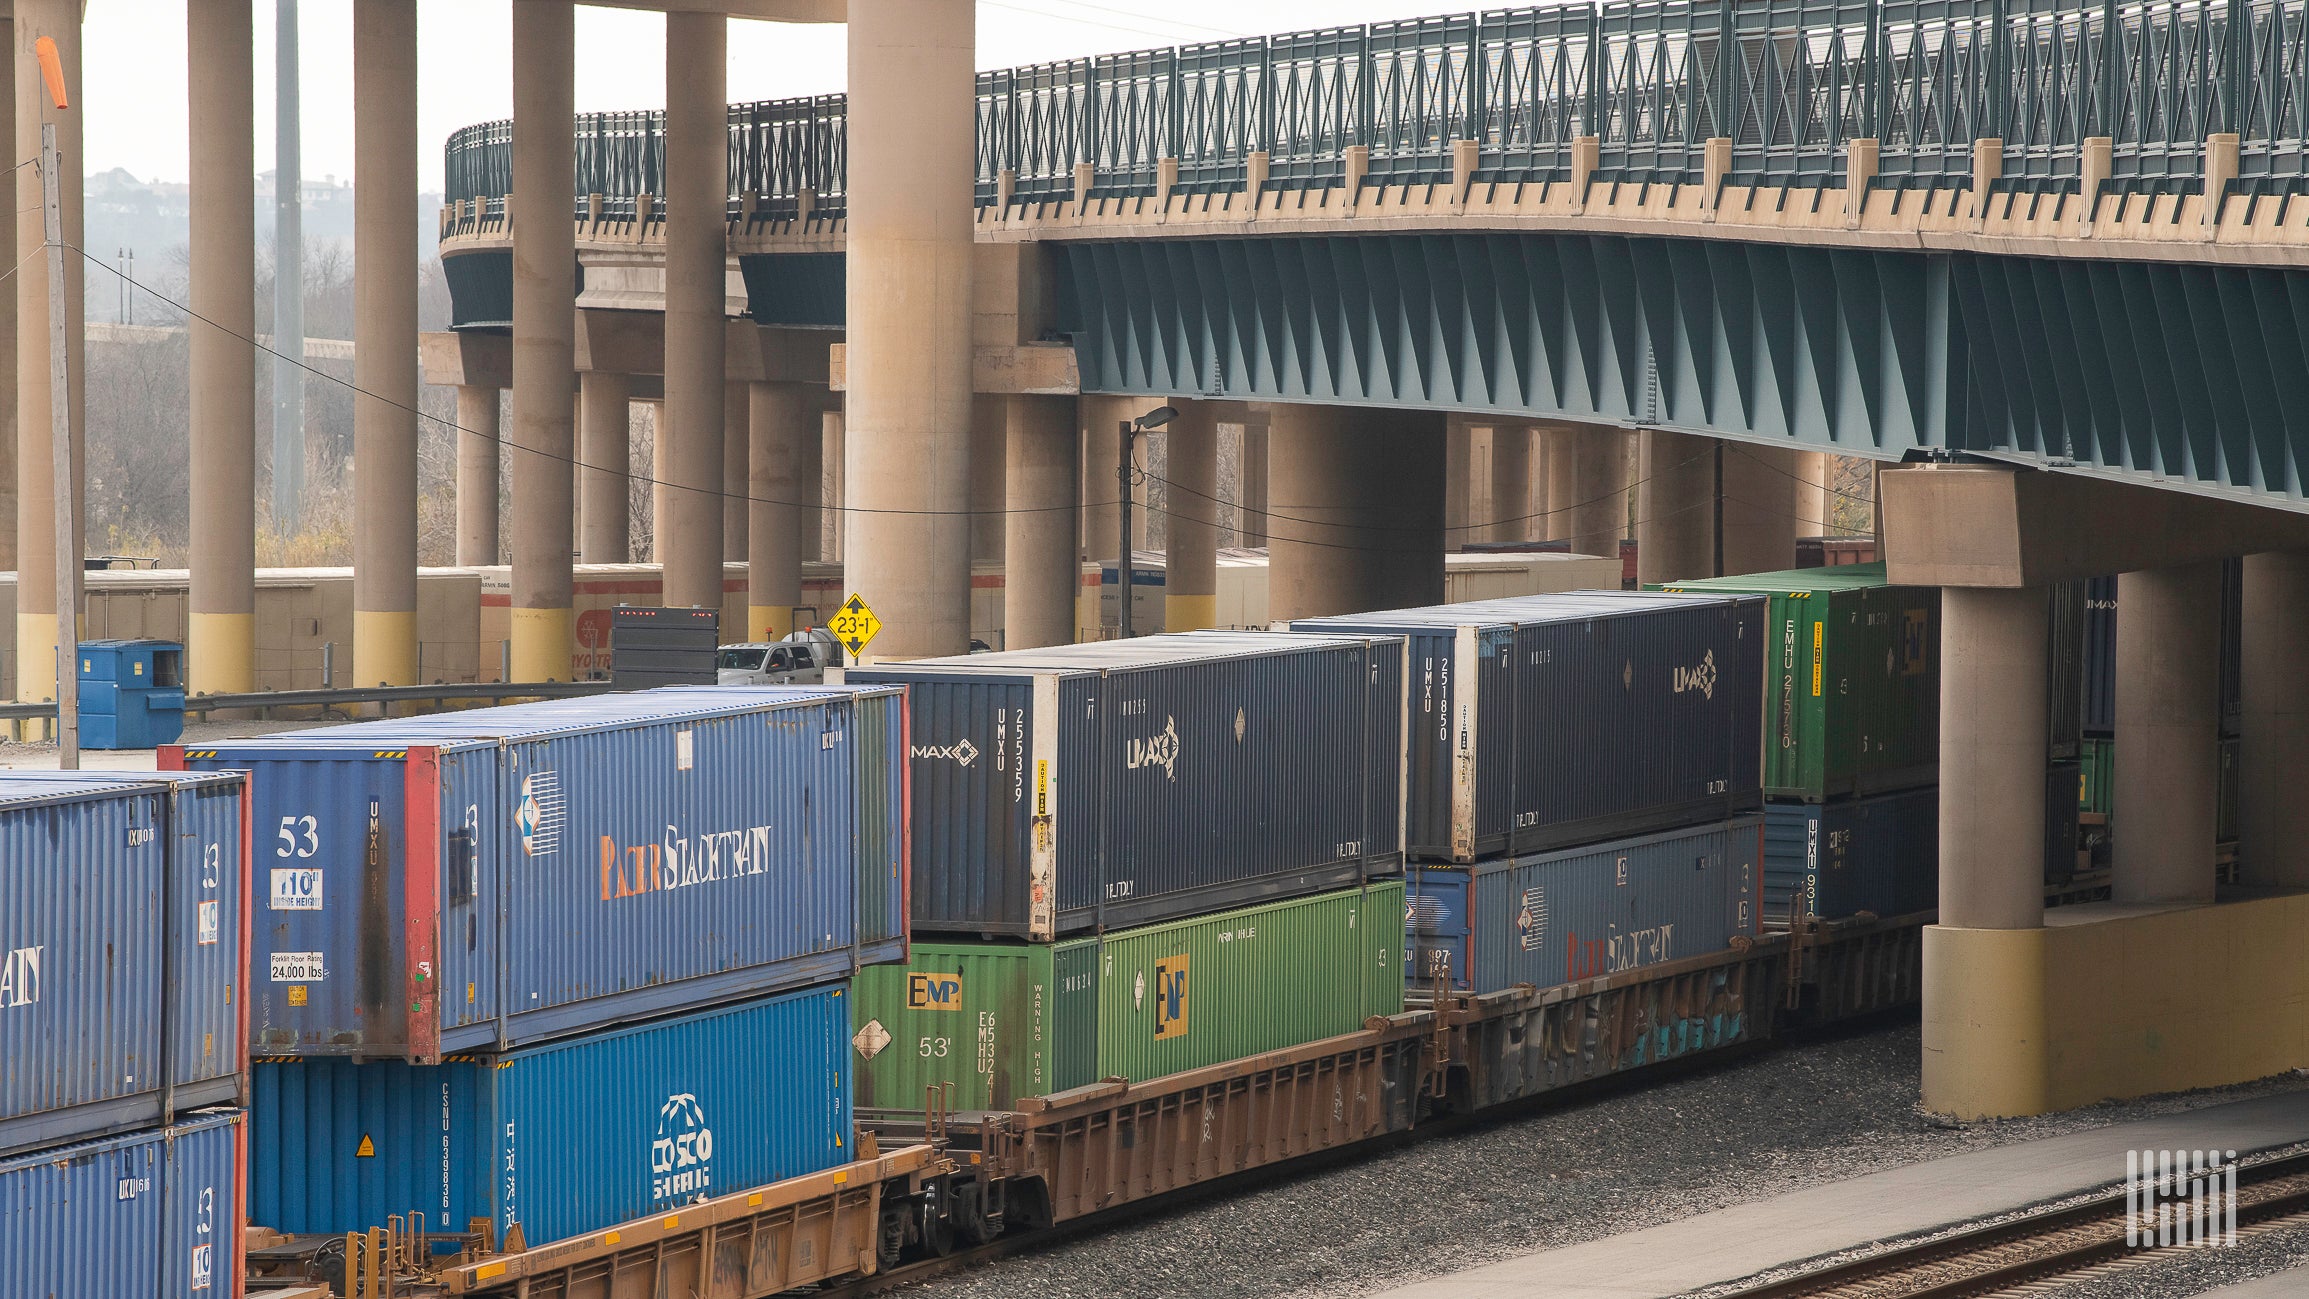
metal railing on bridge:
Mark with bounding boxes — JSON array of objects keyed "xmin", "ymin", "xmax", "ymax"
[{"xmin": 442, "ymin": 0, "xmax": 2309, "ymax": 220}]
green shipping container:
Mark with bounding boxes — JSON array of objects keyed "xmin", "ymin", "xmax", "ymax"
[
  {"xmin": 850, "ymin": 881, "xmax": 1405, "ymax": 1112},
  {"xmin": 2080, "ymin": 737, "xmax": 2114, "ymax": 815},
  {"xmin": 1655, "ymin": 563, "xmax": 1938, "ymax": 801}
]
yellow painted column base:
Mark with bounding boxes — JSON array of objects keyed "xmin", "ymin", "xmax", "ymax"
[
  {"xmin": 1921, "ymin": 925, "xmax": 2051, "ymax": 1120},
  {"xmin": 353, "ymin": 609, "xmax": 420, "ymax": 687},
  {"xmin": 14, "ymin": 612, "xmax": 57, "ymax": 741},
  {"xmin": 511, "ymin": 607, "xmax": 576, "ymax": 683},
  {"xmin": 1165, "ymin": 593, "xmax": 1218, "ymax": 633},
  {"xmin": 188, "ymin": 611, "xmax": 257, "ymax": 696},
  {"xmin": 749, "ymin": 605, "xmax": 798, "ymax": 642},
  {"xmin": 1075, "ymin": 586, "xmax": 1099, "ymax": 643}
]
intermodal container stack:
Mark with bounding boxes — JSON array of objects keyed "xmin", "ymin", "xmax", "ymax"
[
  {"xmin": 0, "ymin": 770, "xmax": 253, "ymax": 1298},
  {"xmin": 1288, "ymin": 591, "xmax": 1769, "ymax": 995},
  {"xmin": 170, "ymin": 685, "xmax": 908, "ymax": 1254},
  {"xmin": 839, "ymin": 632, "xmax": 1410, "ymax": 1112}
]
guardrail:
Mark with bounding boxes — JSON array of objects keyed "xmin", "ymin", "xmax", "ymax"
[
  {"xmin": 441, "ymin": 0, "xmax": 2309, "ymax": 217},
  {"xmin": 0, "ymin": 680, "xmax": 620, "ymax": 728}
]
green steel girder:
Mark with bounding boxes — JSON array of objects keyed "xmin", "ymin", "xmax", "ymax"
[{"xmin": 1056, "ymin": 232, "xmax": 2309, "ymax": 508}]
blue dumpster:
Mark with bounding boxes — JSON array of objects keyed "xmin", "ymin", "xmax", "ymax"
[{"xmin": 77, "ymin": 638, "xmax": 185, "ymax": 749}]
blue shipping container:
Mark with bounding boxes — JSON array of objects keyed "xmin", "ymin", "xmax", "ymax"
[
  {"xmin": 0, "ymin": 771, "xmax": 248, "ymax": 1156},
  {"xmin": 1406, "ymin": 816, "xmax": 1763, "ymax": 994},
  {"xmin": 1763, "ymin": 788, "xmax": 1938, "ymax": 924},
  {"xmin": 250, "ymin": 983, "xmax": 852, "ymax": 1250},
  {"xmin": 0, "ymin": 1108, "xmax": 246, "ymax": 1299},
  {"xmin": 842, "ymin": 631, "xmax": 1405, "ymax": 939},
  {"xmin": 1293, "ymin": 592, "xmax": 1766, "ymax": 861},
  {"xmin": 173, "ymin": 686, "xmax": 906, "ymax": 1060}
]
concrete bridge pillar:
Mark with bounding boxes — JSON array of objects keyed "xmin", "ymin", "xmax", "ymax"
[
  {"xmin": 578, "ymin": 372, "xmax": 630, "ymax": 563},
  {"xmin": 14, "ymin": 2, "xmax": 78, "ymax": 717},
  {"xmin": 971, "ymin": 395, "xmax": 1006, "ymax": 564},
  {"xmin": 2113, "ymin": 563, "xmax": 2222, "ymax": 905},
  {"xmin": 661, "ymin": 11, "xmax": 729, "ymax": 616},
  {"xmin": 822, "ymin": 407, "xmax": 844, "ymax": 564},
  {"xmin": 797, "ymin": 394, "xmax": 826, "ymax": 564},
  {"xmin": 843, "ymin": 0, "xmax": 975, "ymax": 658},
  {"xmin": 1238, "ymin": 418, "xmax": 1268, "ymax": 548},
  {"xmin": 1164, "ymin": 400, "xmax": 1218, "ymax": 631},
  {"xmin": 1005, "ymin": 395, "xmax": 1078, "ymax": 650},
  {"xmin": 508, "ymin": 0, "xmax": 576, "ymax": 681},
  {"xmin": 351, "ymin": 0, "xmax": 418, "ymax": 685},
  {"xmin": 724, "ymin": 382, "xmax": 749, "ymax": 564},
  {"xmin": 188, "ymin": 0, "xmax": 256, "ymax": 696},
  {"xmin": 2240, "ymin": 552, "xmax": 2309, "ymax": 888},
  {"xmin": 1636, "ymin": 430, "xmax": 1714, "ymax": 585},
  {"xmin": 747, "ymin": 381, "xmax": 811, "ymax": 641},
  {"xmin": 1268, "ymin": 405, "xmax": 1444, "ymax": 621},
  {"xmin": 456, "ymin": 385, "xmax": 502, "ymax": 565},
  {"xmin": 1720, "ymin": 442, "xmax": 1801, "ymax": 575},
  {"xmin": 1488, "ymin": 424, "xmax": 1533, "ymax": 544},
  {"xmin": 1444, "ymin": 417, "xmax": 1472, "ymax": 548},
  {"xmin": 1796, "ymin": 451, "xmax": 1833, "ymax": 536},
  {"xmin": 1555, "ymin": 424, "xmax": 1630, "ymax": 558}
]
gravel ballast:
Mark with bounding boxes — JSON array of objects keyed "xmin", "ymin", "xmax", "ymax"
[{"xmin": 903, "ymin": 1019, "xmax": 2309, "ymax": 1299}]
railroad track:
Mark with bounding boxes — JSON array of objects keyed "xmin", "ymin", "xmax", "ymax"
[{"xmin": 1718, "ymin": 1149, "xmax": 2309, "ymax": 1298}]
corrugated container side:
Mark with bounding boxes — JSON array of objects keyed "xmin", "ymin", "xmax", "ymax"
[
  {"xmin": 2076, "ymin": 567, "xmax": 2237, "ymax": 739},
  {"xmin": 1763, "ymin": 790, "xmax": 1937, "ymax": 923},
  {"xmin": 1093, "ymin": 881, "xmax": 1405, "ymax": 1085},
  {"xmin": 184, "ymin": 688, "xmax": 899, "ymax": 1058},
  {"xmin": 892, "ymin": 675, "xmax": 1036, "ymax": 939},
  {"xmin": 854, "ymin": 689, "xmax": 910, "ymax": 952},
  {"xmin": 2218, "ymin": 738, "xmax": 2239, "ymax": 845},
  {"xmin": 2046, "ymin": 581, "xmax": 2085, "ymax": 760},
  {"xmin": 2080, "ymin": 737, "xmax": 2114, "ymax": 814},
  {"xmin": 250, "ymin": 983, "xmax": 852, "ymax": 1248},
  {"xmin": 1, "ymin": 771, "xmax": 249, "ymax": 1155},
  {"xmin": 0, "ymin": 1108, "xmax": 246, "ymax": 1299},
  {"xmin": 1411, "ymin": 818, "xmax": 1762, "ymax": 995},
  {"xmin": 2046, "ymin": 760, "xmax": 2083, "ymax": 884},
  {"xmin": 850, "ymin": 942, "xmax": 1098, "ymax": 1112}
]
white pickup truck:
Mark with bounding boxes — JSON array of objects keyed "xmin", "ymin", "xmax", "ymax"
[{"xmin": 716, "ymin": 631, "xmax": 838, "ymax": 686}]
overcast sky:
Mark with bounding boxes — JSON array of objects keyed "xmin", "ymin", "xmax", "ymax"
[{"xmin": 83, "ymin": 0, "xmax": 1485, "ymax": 192}]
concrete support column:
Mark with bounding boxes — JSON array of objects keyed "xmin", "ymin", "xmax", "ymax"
[
  {"xmin": 1558, "ymin": 424, "xmax": 1630, "ymax": 558},
  {"xmin": 2240, "ymin": 552, "xmax": 2309, "ymax": 888},
  {"xmin": 1165, "ymin": 401, "xmax": 1218, "ymax": 631},
  {"xmin": 578, "ymin": 371, "xmax": 629, "ymax": 563},
  {"xmin": 1239, "ymin": 420, "xmax": 1268, "ymax": 547},
  {"xmin": 0, "ymin": 12, "xmax": 13, "ymax": 577},
  {"xmin": 660, "ymin": 11, "xmax": 728, "ymax": 614},
  {"xmin": 1268, "ymin": 405, "xmax": 1445, "ymax": 621},
  {"xmin": 1938, "ymin": 586, "xmax": 2050, "ymax": 928},
  {"xmin": 13, "ymin": 4, "xmax": 72, "ymax": 712},
  {"xmin": 1005, "ymin": 395, "xmax": 1077, "ymax": 650},
  {"xmin": 723, "ymin": 382, "xmax": 749, "ymax": 563},
  {"xmin": 970, "ymin": 395, "xmax": 1007, "ymax": 564},
  {"xmin": 1444, "ymin": 418, "xmax": 1471, "ymax": 548},
  {"xmin": 1796, "ymin": 450, "xmax": 1833, "ymax": 536},
  {"xmin": 1488, "ymin": 425, "xmax": 1532, "ymax": 544},
  {"xmin": 351, "ymin": 0, "xmax": 417, "ymax": 685},
  {"xmin": 796, "ymin": 395, "xmax": 825, "ymax": 563},
  {"xmin": 1636, "ymin": 430, "xmax": 1714, "ymax": 585},
  {"xmin": 1079, "ymin": 396, "xmax": 1127, "ymax": 566},
  {"xmin": 508, "ymin": 0, "xmax": 575, "ymax": 681},
  {"xmin": 844, "ymin": 0, "xmax": 974, "ymax": 658},
  {"xmin": 822, "ymin": 409, "xmax": 844, "ymax": 563},
  {"xmin": 455, "ymin": 385, "xmax": 501, "ymax": 565},
  {"xmin": 187, "ymin": 0, "xmax": 256, "ymax": 695},
  {"xmin": 1720, "ymin": 442, "xmax": 1801, "ymax": 575},
  {"xmin": 746, "ymin": 381, "xmax": 810, "ymax": 641},
  {"xmin": 2113, "ymin": 563, "xmax": 2223, "ymax": 905}
]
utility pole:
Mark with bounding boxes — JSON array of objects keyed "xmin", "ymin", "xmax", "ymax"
[
  {"xmin": 42, "ymin": 122, "xmax": 79, "ymax": 767},
  {"xmin": 272, "ymin": 0, "xmax": 305, "ymax": 532}
]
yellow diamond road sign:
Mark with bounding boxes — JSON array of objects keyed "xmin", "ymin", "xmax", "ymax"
[{"xmin": 829, "ymin": 594, "xmax": 883, "ymax": 657}]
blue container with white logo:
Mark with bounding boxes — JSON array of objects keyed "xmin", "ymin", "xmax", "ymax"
[
  {"xmin": 169, "ymin": 685, "xmax": 906, "ymax": 1061},
  {"xmin": 0, "ymin": 771, "xmax": 248, "ymax": 1157},
  {"xmin": 0, "ymin": 1108, "xmax": 246, "ymax": 1299},
  {"xmin": 248, "ymin": 983, "xmax": 852, "ymax": 1251},
  {"xmin": 1405, "ymin": 816, "xmax": 1764, "ymax": 994},
  {"xmin": 1293, "ymin": 592, "xmax": 1766, "ymax": 863}
]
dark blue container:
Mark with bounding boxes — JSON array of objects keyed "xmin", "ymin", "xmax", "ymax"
[
  {"xmin": 0, "ymin": 771, "xmax": 248, "ymax": 1156},
  {"xmin": 2081, "ymin": 563, "xmax": 2241, "ymax": 738},
  {"xmin": 1762, "ymin": 787, "xmax": 1938, "ymax": 924},
  {"xmin": 0, "ymin": 1108, "xmax": 245, "ymax": 1298},
  {"xmin": 249, "ymin": 983, "xmax": 853, "ymax": 1250},
  {"xmin": 842, "ymin": 631, "xmax": 1405, "ymax": 939},
  {"xmin": 1294, "ymin": 592, "xmax": 1766, "ymax": 862},
  {"xmin": 171, "ymin": 685, "xmax": 906, "ymax": 1061},
  {"xmin": 1405, "ymin": 816, "xmax": 1763, "ymax": 994}
]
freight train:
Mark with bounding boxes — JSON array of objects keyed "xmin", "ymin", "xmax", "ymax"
[{"xmin": 5, "ymin": 590, "xmax": 1955, "ymax": 1297}]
